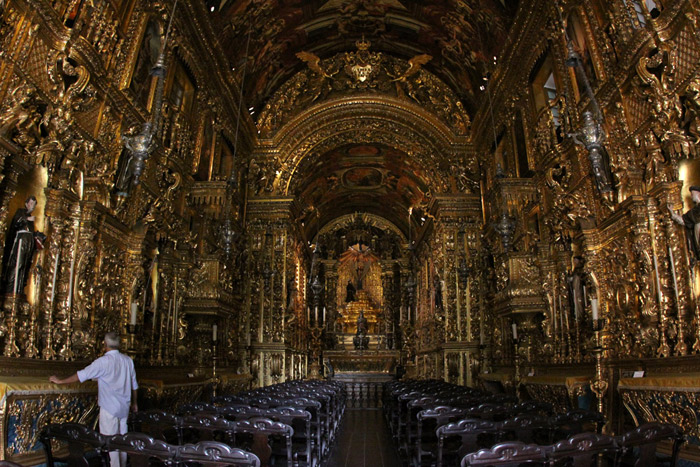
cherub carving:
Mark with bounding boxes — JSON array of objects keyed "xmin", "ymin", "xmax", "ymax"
[
  {"xmin": 389, "ymin": 54, "xmax": 432, "ymax": 102},
  {"xmin": 296, "ymin": 51, "xmax": 338, "ymax": 102}
]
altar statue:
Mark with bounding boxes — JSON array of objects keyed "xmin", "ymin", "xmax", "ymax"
[
  {"xmin": 356, "ymin": 309, "xmax": 368, "ymax": 335},
  {"xmin": 353, "ymin": 309, "xmax": 369, "ymax": 350},
  {"xmin": 345, "ymin": 280, "xmax": 356, "ymax": 302},
  {"xmin": 2, "ymin": 196, "xmax": 45, "ymax": 294}
]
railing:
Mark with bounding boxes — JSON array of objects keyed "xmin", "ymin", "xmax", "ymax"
[{"xmin": 341, "ymin": 381, "xmax": 386, "ymax": 408}]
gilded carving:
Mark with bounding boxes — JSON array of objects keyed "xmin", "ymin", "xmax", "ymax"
[{"xmin": 259, "ymin": 42, "xmax": 470, "ymax": 137}]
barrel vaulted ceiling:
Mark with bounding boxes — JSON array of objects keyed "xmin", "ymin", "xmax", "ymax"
[
  {"xmin": 206, "ymin": 0, "xmax": 520, "ymax": 238},
  {"xmin": 209, "ymin": 0, "xmax": 520, "ymax": 117}
]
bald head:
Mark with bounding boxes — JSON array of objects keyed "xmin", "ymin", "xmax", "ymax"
[{"xmin": 104, "ymin": 332, "xmax": 120, "ymax": 350}]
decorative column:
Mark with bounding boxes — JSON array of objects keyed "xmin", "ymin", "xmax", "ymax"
[{"xmin": 381, "ymin": 266, "xmax": 394, "ymax": 349}]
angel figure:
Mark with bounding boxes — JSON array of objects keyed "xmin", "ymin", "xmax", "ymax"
[
  {"xmin": 389, "ymin": 54, "xmax": 432, "ymax": 101},
  {"xmin": 296, "ymin": 51, "xmax": 337, "ymax": 102}
]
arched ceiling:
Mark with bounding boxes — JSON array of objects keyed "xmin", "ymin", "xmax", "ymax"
[
  {"xmin": 292, "ymin": 143, "xmax": 435, "ymax": 240},
  {"xmin": 208, "ymin": 0, "xmax": 520, "ymax": 116}
]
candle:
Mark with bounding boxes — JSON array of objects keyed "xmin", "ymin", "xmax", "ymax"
[
  {"xmin": 67, "ymin": 245, "xmax": 76, "ymax": 309},
  {"xmin": 553, "ymin": 292, "xmax": 557, "ymax": 333},
  {"xmin": 314, "ymin": 306, "xmax": 318, "ymax": 325},
  {"xmin": 669, "ymin": 245, "xmax": 680, "ymax": 307},
  {"xmin": 652, "ymin": 247, "xmax": 663, "ymax": 306},
  {"xmin": 512, "ymin": 322, "xmax": 518, "ymax": 340},
  {"xmin": 212, "ymin": 324, "xmax": 217, "ymax": 342},
  {"xmin": 13, "ymin": 236, "xmax": 22, "ymax": 294},
  {"xmin": 558, "ymin": 294, "xmax": 564, "ymax": 331},
  {"xmin": 167, "ymin": 298, "xmax": 173, "ymax": 339},
  {"xmin": 130, "ymin": 302, "xmax": 138, "ymax": 325},
  {"xmin": 591, "ymin": 298, "xmax": 599, "ymax": 321},
  {"xmin": 322, "ymin": 307, "xmax": 326, "ymax": 325},
  {"xmin": 573, "ymin": 281, "xmax": 580, "ymax": 320},
  {"xmin": 50, "ymin": 249, "xmax": 59, "ymax": 306}
]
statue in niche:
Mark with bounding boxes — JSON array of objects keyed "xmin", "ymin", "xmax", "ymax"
[
  {"xmin": 286, "ymin": 276, "xmax": 297, "ymax": 315},
  {"xmin": 434, "ymin": 274, "xmax": 443, "ymax": 310},
  {"xmin": 566, "ymin": 256, "xmax": 587, "ymax": 321},
  {"xmin": 639, "ymin": 132, "xmax": 666, "ymax": 187},
  {"xmin": 345, "ymin": 280, "xmax": 356, "ymax": 302},
  {"xmin": 669, "ymin": 185, "xmax": 700, "ymax": 263},
  {"xmin": 1, "ymin": 196, "xmax": 45, "ymax": 294}
]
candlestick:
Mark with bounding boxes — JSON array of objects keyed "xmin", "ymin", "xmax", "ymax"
[
  {"xmin": 669, "ymin": 245, "xmax": 680, "ymax": 307},
  {"xmin": 512, "ymin": 322, "xmax": 518, "ymax": 340},
  {"xmin": 166, "ymin": 298, "xmax": 173, "ymax": 346},
  {"xmin": 67, "ymin": 244, "xmax": 76, "ymax": 309},
  {"xmin": 130, "ymin": 302, "xmax": 138, "ymax": 325},
  {"xmin": 13, "ymin": 236, "xmax": 22, "ymax": 294},
  {"xmin": 652, "ymin": 247, "xmax": 663, "ymax": 307},
  {"xmin": 558, "ymin": 294, "xmax": 564, "ymax": 333},
  {"xmin": 50, "ymin": 250, "xmax": 59, "ymax": 305},
  {"xmin": 212, "ymin": 324, "xmax": 217, "ymax": 342}
]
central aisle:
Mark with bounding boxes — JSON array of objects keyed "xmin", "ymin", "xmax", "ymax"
[{"xmin": 326, "ymin": 409, "xmax": 402, "ymax": 467}]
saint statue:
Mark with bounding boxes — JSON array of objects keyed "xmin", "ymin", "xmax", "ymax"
[
  {"xmin": 353, "ymin": 309, "xmax": 369, "ymax": 350},
  {"xmin": 356, "ymin": 309, "xmax": 368, "ymax": 335},
  {"xmin": 345, "ymin": 280, "xmax": 356, "ymax": 302},
  {"xmin": 2, "ymin": 196, "xmax": 45, "ymax": 294},
  {"xmin": 669, "ymin": 185, "xmax": 700, "ymax": 263},
  {"xmin": 434, "ymin": 274, "xmax": 443, "ymax": 310},
  {"xmin": 566, "ymin": 256, "xmax": 586, "ymax": 321}
]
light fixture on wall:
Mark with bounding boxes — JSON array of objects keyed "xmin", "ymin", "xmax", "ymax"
[
  {"xmin": 482, "ymin": 57, "xmax": 517, "ymax": 252},
  {"xmin": 556, "ymin": 1, "xmax": 613, "ymax": 194},
  {"xmin": 119, "ymin": 0, "xmax": 179, "ymax": 198},
  {"xmin": 219, "ymin": 28, "xmax": 252, "ymax": 256}
]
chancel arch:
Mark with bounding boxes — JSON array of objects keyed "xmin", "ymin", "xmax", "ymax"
[{"xmin": 253, "ymin": 96, "xmax": 473, "ymax": 198}]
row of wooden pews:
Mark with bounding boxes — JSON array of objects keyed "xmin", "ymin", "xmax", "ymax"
[
  {"xmin": 41, "ymin": 379, "xmax": 345, "ymax": 466},
  {"xmin": 383, "ymin": 379, "xmax": 685, "ymax": 466}
]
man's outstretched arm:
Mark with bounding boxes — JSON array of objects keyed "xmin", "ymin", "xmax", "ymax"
[{"xmin": 49, "ymin": 373, "xmax": 80, "ymax": 384}]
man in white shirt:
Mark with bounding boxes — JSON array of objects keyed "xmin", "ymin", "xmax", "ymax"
[{"xmin": 50, "ymin": 332, "xmax": 138, "ymax": 467}]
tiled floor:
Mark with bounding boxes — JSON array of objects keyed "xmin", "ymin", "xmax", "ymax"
[{"xmin": 326, "ymin": 408, "xmax": 402, "ymax": 467}]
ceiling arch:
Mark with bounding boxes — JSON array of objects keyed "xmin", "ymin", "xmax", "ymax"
[
  {"xmin": 253, "ymin": 95, "xmax": 472, "ymax": 196},
  {"xmin": 293, "ymin": 142, "xmax": 433, "ymax": 236},
  {"xmin": 246, "ymin": 94, "xmax": 479, "ymax": 240},
  {"xmin": 255, "ymin": 42, "xmax": 471, "ymax": 137}
]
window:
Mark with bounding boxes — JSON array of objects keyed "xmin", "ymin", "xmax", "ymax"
[
  {"xmin": 622, "ymin": 0, "xmax": 662, "ymax": 28},
  {"xmin": 567, "ymin": 11, "xmax": 599, "ymax": 90},
  {"xmin": 544, "ymin": 73, "xmax": 561, "ymax": 128},
  {"xmin": 514, "ymin": 113, "xmax": 532, "ymax": 177}
]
